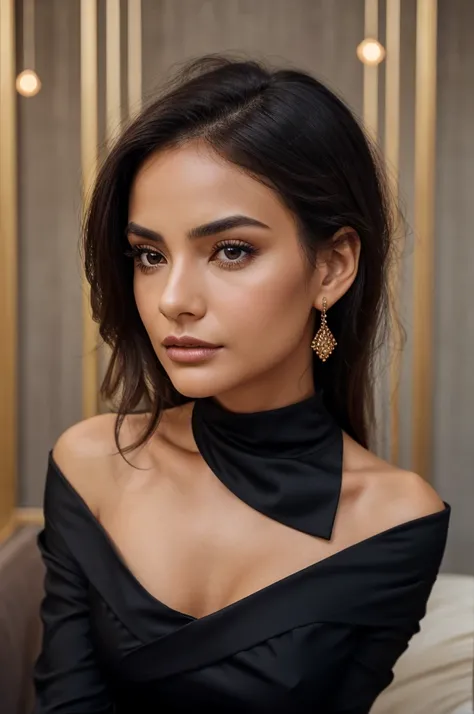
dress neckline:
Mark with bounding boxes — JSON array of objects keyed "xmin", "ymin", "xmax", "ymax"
[{"xmin": 46, "ymin": 451, "xmax": 450, "ymax": 625}]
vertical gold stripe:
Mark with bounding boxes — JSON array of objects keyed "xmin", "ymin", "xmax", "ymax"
[
  {"xmin": 413, "ymin": 0, "xmax": 437, "ymax": 479},
  {"xmin": 0, "ymin": 517, "xmax": 17, "ymax": 544},
  {"xmin": 23, "ymin": 0, "xmax": 35, "ymax": 69},
  {"xmin": 128, "ymin": 0, "xmax": 142, "ymax": 118},
  {"xmin": 0, "ymin": 0, "xmax": 18, "ymax": 538},
  {"xmin": 364, "ymin": 0, "xmax": 379, "ymax": 140},
  {"xmin": 385, "ymin": 0, "xmax": 401, "ymax": 465},
  {"xmin": 106, "ymin": 0, "xmax": 121, "ymax": 149},
  {"xmin": 81, "ymin": 0, "xmax": 99, "ymax": 419},
  {"xmin": 363, "ymin": 0, "xmax": 384, "ymax": 454},
  {"xmin": 99, "ymin": 0, "xmax": 122, "ymax": 411}
]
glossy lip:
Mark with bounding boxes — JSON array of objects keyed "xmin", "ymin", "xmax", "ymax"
[
  {"xmin": 162, "ymin": 335, "xmax": 221, "ymax": 348},
  {"xmin": 165, "ymin": 345, "xmax": 222, "ymax": 364}
]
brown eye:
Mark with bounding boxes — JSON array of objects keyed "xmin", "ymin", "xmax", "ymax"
[
  {"xmin": 211, "ymin": 240, "xmax": 257, "ymax": 270},
  {"xmin": 140, "ymin": 251, "xmax": 163, "ymax": 267},
  {"xmin": 220, "ymin": 246, "xmax": 246, "ymax": 261},
  {"xmin": 124, "ymin": 245, "xmax": 166, "ymax": 273}
]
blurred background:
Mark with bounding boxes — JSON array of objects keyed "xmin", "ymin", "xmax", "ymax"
[{"xmin": 0, "ymin": 1, "xmax": 473, "ymax": 712}]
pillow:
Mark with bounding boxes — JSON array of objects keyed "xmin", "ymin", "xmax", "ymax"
[{"xmin": 372, "ymin": 573, "xmax": 474, "ymax": 714}]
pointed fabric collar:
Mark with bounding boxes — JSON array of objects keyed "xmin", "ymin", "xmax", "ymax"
[{"xmin": 191, "ymin": 392, "xmax": 343, "ymax": 540}]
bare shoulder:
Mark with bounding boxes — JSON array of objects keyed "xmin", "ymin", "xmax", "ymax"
[
  {"xmin": 372, "ymin": 466, "xmax": 445, "ymax": 525},
  {"xmin": 343, "ymin": 436, "xmax": 445, "ymax": 536},
  {"xmin": 52, "ymin": 412, "xmax": 145, "ymax": 515}
]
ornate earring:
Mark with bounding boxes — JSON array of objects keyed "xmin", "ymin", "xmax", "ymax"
[{"xmin": 311, "ymin": 297, "xmax": 337, "ymax": 362}]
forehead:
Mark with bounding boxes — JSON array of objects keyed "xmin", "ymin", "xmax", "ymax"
[{"xmin": 129, "ymin": 141, "xmax": 289, "ymax": 227}]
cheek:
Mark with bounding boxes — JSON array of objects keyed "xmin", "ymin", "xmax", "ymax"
[
  {"xmin": 133, "ymin": 276, "xmax": 157, "ymax": 329},
  {"xmin": 219, "ymin": 264, "xmax": 314, "ymax": 342}
]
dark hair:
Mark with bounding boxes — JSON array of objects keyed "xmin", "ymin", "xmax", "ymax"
[{"xmin": 83, "ymin": 54, "xmax": 396, "ymax": 455}]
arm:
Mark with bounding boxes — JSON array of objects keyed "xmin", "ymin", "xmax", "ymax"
[
  {"xmin": 34, "ymin": 519, "xmax": 113, "ymax": 713},
  {"xmin": 328, "ymin": 472, "xmax": 448, "ymax": 713},
  {"xmin": 328, "ymin": 626, "xmax": 415, "ymax": 713}
]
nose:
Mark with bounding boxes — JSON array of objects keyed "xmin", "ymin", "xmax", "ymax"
[{"xmin": 158, "ymin": 259, "xmax": 206, "ymax": 321}]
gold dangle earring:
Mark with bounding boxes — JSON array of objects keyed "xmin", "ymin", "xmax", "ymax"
[{"xmin": 311, "ymin": 297, "xmax": 337, "ymax": 362}]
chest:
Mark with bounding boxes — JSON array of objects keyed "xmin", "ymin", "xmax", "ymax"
[{"xmin": 99, "ymin": 457, "xmax": 346, "ymax": 619}]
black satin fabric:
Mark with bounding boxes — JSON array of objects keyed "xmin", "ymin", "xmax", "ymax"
[
  {"xmin": 33, "ymin": 396, "xmax": 451, "ymax": 714},
  {"xmin": 192, "ymin": 392, "xmax": 343, "ymax": 539}
]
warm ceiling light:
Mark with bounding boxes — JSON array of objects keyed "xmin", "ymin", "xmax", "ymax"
[
  {"xmin": 18, "ymin": 0, "xmax": 41, "ymax": 96},
  {"xmin": 16, "ymin": 69, "xmax": 41, "ymax": 97},
  {"xmin": 357, "ymin": 38, "xmax": 386, "ymax": 66}
]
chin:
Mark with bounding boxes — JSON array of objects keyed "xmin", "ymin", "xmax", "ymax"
[
  {"xmin": 167, "ymin": 370, "xmax": 239, "ymax": 401},
  {"xmin": 168, "ymin": 375, "xmax": 220, "ymax": 400}
]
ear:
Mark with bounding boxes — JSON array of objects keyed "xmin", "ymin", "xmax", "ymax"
[{"xmin": 313, "ymin": 227, "xmax": 361, "ymax": 310}]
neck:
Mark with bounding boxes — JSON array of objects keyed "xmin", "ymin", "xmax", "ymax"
[
  {"xmin": 211, "ymin": 347, "xmax": 316, "ymax": 414},
  {"xmin": 191, "ymin": 378, "xmax": 342, "ymax": 540}
]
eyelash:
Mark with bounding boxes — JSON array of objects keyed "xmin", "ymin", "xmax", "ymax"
[{"xmin": 124, "ymin": 239, "xmax": 258, "ymax": 274}]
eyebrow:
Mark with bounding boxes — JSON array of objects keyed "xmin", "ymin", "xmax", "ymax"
[{"xmin": 125, "ymin": 215, "xmax": 271, "ymax": 243}]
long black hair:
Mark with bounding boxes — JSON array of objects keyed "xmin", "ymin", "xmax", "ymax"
[{"xmin": 83, "ymin": 54, "xmax": 396, "ymax": 454}]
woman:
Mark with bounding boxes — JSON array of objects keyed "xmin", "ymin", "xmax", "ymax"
[{"xmin": 34, "ymin": 56, "xmax": 450, "ymax": 713}]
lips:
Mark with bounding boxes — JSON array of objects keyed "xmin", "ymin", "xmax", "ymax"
[
  {"xmin": 163, "ymin": 340, "xmax": 223, "ymax": 364},
  {"xmin": 165, "ymin": 342, "xmax": 217, "ymax": 349},
  {"xmin": 162, "ymin": 336, "xmax": 221, "ymax": 349}
]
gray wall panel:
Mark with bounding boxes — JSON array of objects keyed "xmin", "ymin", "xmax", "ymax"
[{"xmin": 17, "ymin": 0, "xmax": 472, "ymax": 574}]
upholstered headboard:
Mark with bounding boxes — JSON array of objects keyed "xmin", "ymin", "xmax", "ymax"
[{"xmin": 0, "ymin": 526, "xmax": 44, "ymax": 714}]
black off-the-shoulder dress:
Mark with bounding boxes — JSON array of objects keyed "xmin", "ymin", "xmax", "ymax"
[{"xmin": 33, "ymin": 393, "xmax": 450, "ymax": 713}]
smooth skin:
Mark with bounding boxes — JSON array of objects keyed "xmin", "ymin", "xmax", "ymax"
[{"xmin": 54, "ymin": 141, "xmax": 444, "ymax": 620}]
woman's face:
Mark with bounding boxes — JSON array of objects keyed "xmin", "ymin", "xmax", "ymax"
[{"xmin": 127, "ymin": 141, "xmax": 324, "ymax": 409}]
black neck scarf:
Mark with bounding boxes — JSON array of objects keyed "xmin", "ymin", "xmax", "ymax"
[{"xmin": 191, "ymin": 392, "xmax": 343, "ymax": 540}]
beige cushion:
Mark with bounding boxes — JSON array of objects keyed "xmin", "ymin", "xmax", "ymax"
[{"xmin": 373, "ymin": 573, "xmax": 474, "ymax": 714}]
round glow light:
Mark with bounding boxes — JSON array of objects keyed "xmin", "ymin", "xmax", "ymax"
[
  {"xmin": 357, "ymin": 39, "xmax": 386, "ymax": 66},
  {"xmin": 16, "ymin": 69, "xmax": 41, "ymax": 97}
]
